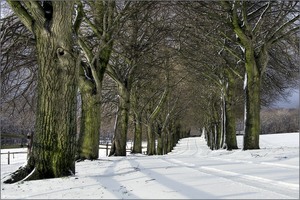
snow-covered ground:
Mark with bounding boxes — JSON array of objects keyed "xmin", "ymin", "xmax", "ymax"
[{"xmin": 1, "ymin": 132, "xmax": 299, "ymax": 199}]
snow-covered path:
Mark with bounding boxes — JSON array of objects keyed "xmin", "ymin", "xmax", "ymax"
[{"xmin": 1, "ymin": 133, "xmax": 299, "ymax": 199}]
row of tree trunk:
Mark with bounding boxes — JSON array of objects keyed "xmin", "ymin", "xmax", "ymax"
[{"xmin": 5, "ymin": 1, "xmax": 298, "ymax": 183}]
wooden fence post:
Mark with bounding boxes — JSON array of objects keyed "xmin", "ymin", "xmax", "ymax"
[
  {"xmin": 106, "ymin": 142, "xmax": 109, "ymax": 156},
  {"xmin": 8, "ymin": 151, "xmax": 10, "ymax": 165}
]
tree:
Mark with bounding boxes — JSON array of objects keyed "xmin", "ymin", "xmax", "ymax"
[
  {"xmin": 222, "ymin": 1, "xmax": 299, "ymax": 149},
  {"xmin": 0, "ymin": 13, "xmax": 37, "ymax": 139},
  {"xmin": 4, "ymin": 1, "xmax": 78, "ymax": 183},
  {"xmin": 176, "ymin": 1, "xmax": 298, "ymax": 150},
  {"xmin": 107, "ymin": 2, "xmax": 152, "ymax": 156},
  {"xmin": 107, "ymin": 2, "xmax": 172, "ymax": 156},
  {"xmin": 173, "ymin": 2, "xmax": 244, "ymax": 150},
  {"xmin": 74, "ymin": 0, "xmax": 117, "ymax": 160}
]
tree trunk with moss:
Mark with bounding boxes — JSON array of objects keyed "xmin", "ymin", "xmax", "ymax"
[
  {"xmin": 132, "ymin": 112, "xmax": 143, "ymax": 154},
  {"xmin": 146, "ymin": 88, "xmax": 168, "ymax": 155},
  {"xmin": 131, "ymin": 89, "xmax": 143, "ymax": 154},
  {"xmin": 230, "ymin": 4, "xmax": 261, "ymax": 150},
  {"xmin": 211, "ymin": 100, "xmax": 221, "ymax": 150},
  {"xmin": 109, "ymin": 85, "xmax": 130, "ymax": 156},
  {"xmin": 157, "ymin": 136, "xmax": 163, "ymax": 155},
  {"xmin": 75, "ymin": 1, "xmax": 115, "ymax": 160},
  {"xmin": 224, "ymin": 69, "xmax": 238, "ymax": 150},
  {"xmin": 5, "ymin": 1, "xmax": 77, "ymax": 183},
  {"xmin": 156, "ymin": 124, "xmax": 164, "ymax": 155},
  {"xmin": 147, "ymin": 123, "xmax": 156, "ymax": 155},
  {"xmin": 77, "ymin": 74, "xmax": 101, "ymax": 160},
  {"xmin": 225, "ymin": 1, "xmax": 298, "ymax": 150},
  {"xmin": 243, "ymin": 70, "xmax": 261, "ymax": 150},
  {"xmin": 241, "ymin": 43, "xmax": 263, "ymax": 150},
  {"xmin": 166, "ymin": 124, "xmax": 173, "ymax": 153},
  {"xmin": 76, "ymin": 46, "xmax": 113, "ymax": 160},
  {"xmin": 163, "ymin": 130, "xmax": 169, "ymax": 154}
]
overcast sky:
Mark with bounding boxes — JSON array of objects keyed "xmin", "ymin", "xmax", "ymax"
[{"xmin": 273, "ymin": 89, "xmax": 299, "ymax": 109}]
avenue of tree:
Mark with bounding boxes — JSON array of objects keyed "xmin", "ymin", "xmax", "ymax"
[{"xmin": 1, "ymin": 1, "xmax": 299, "ymax": 183}]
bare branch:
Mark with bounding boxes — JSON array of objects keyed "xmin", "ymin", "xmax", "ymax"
[
  {"xmin": 73, "ymin": 0, "xmax": 84, "ymax": 34},
  {"xmin": 267, "ymin": 14, "xmax": 300, "ymax": 45},
  {"xmin": 6, "ymin": 1, "xmax": 34, "ymax": 32},
  {"xmin": 252, "ymin": 1, "xmax": 271, "ymax": 34}
]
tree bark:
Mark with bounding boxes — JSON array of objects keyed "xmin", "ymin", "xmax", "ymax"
[
  {"xmin": 147, "ymin": 123, "xmax": 156, "ymax": 155},
  {"xmin": 242, "ymin": 43, "xmax": 262, "ymax": 150},
  {"xmin": 243, "ymin": 71, "xmax": 261, "ymax": 150},
  {"xmin": 166, "ymin": 125, "xmax": 173, "ymax": 153},
  {"xmin": 167, "ymin": 135, "xmax": 172, "ymax": 153},
  {"xmin": 132, "ymin": 112, "xmax": 143, "ymax": 154},
  {"xmin": 163, "ymin": 129, "xmax": 169, "ymax": 154},
  {"xmin": 157, "ymin": 135, "xmax": 163, "ymax": 155},
  {"xmin": 226, "ymin": 1, "xmax": 298, "ymax": 150},
  {"xmin": 74, "ymin": 1, "xmax": 115, "ymax": 160},
  {"xmin": 131, "ymin": 88, "xmax": 143, "ymax": 154},
  {"xmin": 146, "ymin": 88, "xmax": 168, "ymax": 155},
  {"xmin": 156, "ymin": 124, "xmax": 164, "ymax": 155},
  {"xmin": 77, "ymin": 78, "xmax": 101, "ymax": 160},
  {"xmin": 224, "ymin": 70, "xmax": 238, "ymax": 150},
  {"xmin": 5, "ymin": 1, "xmax": 77, "ymax": 183},
  {"xmin": 110, "ymin": 85, "xmax": 130, "ymax": 156}
]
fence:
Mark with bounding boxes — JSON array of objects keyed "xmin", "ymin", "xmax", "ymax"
[
  {"xmin": 1, "ymin": 142, "xmax": 147, "ymax": 165},
  {"xmin": 0, "ymin": 151, "xmax": 27, "ymax": 165},
  {"xmin": 99, "ymin": 142, "xmax": 147, "ymax": 156}
]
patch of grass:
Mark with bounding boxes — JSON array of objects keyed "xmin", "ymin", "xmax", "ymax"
[
  {"xmin": 1, "ymin": 144, "xmax": 26, "ymax": 149},
  {"xmin": 1, "ymin": 133, "xmax": 27, "ymax": 139}
]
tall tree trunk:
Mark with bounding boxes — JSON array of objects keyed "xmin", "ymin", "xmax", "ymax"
[
  {"xmin": 75, "ymin": 1, "xmax": 114, "ymax": 160},
  {"xmin": 157, "ymin": 136, "xmax": 163, "ymax": 155},
  {"xmin": 163, "ymin": 130, "xmax": 169, "ymax": 154},
  {"xmin": 211, "ymin": 100, "xmax": 221, "ymax": 150},
  {"xmin": 5, "ymin": 1, "xmax": 77, "ymax": 183},
  {"xmin": 132, "ymin": 112, "xmax": 142, "ymax": 154},
  {"xmin": 147, "ymin": 123, "xmax": 156, "ymax": 155},
  {"xmin": 174, "ymin": 123, "xmax": 181, "ymax": 146},
  {"xmin": 166, "ymin": 125, "xmax": 173, "ymax": 153},
  {"xmin": 110, "ymin": 85, "xmax": 130, "ymax": 156},
  {"xmin": 156, "ymin": 124, "xmax": 163, "ymax": 155},
  {"xmin": 220, "ymin": 92, "xmax": 226, "ymax": 148},
  {"xmin": 229, "ymin": 3, "xmax": 263, "ymax": 150},
  {"xmin": 224, "ymin": 70, "xmax": 238, "ymax": 150},
  {"xmin": 243, "ymin": 47, "xmax": 268, "ymax": 150},
  {"xmin": 146, "ymin": 87, "xmax": 168, "ymax": 155},
  {"xmin": 207, "ymin": 122, "xmax": 215, "ymax": 150},
  {"xmin": 32, "ymin": 33, "xmax": 78, "ymax": 179},
  {"xmin": 76, "ymin": 47, "xmax": 112, "ymax": 160},
  {"xmin": 131, "ymin": 88, "xmax": 142, "ymax": 154},
  {"xmin": 242, "ymin": 43, "xmax": 261, "ymax": 150},
  {"xmin": 215, "ymin": 123, "xmax": 221, "ymax": 150},
  {"xmin": 243, "ymin": 71, "xmax": 261, "ymax": 150},
  {"xmin": 77, "ymin": 78, "xmax": 101, "ymax": 160}
]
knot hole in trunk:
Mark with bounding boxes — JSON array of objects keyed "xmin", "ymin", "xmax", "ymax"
[{"xmin": 57, "ymin": 48, "xmax": 65, "ymax": 56}]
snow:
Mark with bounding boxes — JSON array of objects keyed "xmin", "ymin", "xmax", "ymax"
[{"xmin": 1, "ymin": 132, "xmax": 299, "ymax": 199}]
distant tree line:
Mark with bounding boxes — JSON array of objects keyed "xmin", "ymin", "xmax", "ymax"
[{"xmin": 261, "ymin": 108, "xmax": 299, "ymax": 134}]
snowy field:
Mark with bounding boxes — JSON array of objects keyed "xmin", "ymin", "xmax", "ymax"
[{"xmin": 1, "ymin": 132, "xmax": 299, "ymax": 199}]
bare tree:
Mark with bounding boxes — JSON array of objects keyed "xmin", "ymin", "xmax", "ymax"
[
  {"xmin": 4, "ymin": 1, "xmax": 78, "ymax": 183},
  {"xmin": 221, "ymin": 1, "xmax": 299, "ymax": 150},
  {"xmin": 107, "ymin": 2, "xmax": 172, "ymax": 156},
  {"xmin": 0, "ymin": 13, "xmax": 37, "ymax": 140}
]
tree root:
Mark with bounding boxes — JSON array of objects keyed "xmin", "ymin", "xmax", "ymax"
[
  {"xmin": 3, "ymin": 165, "xmax": 75, "ymax": 183},
  {"xmin": 3, "ymin": 165, "xmax": 34, "ymax": 184}
]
